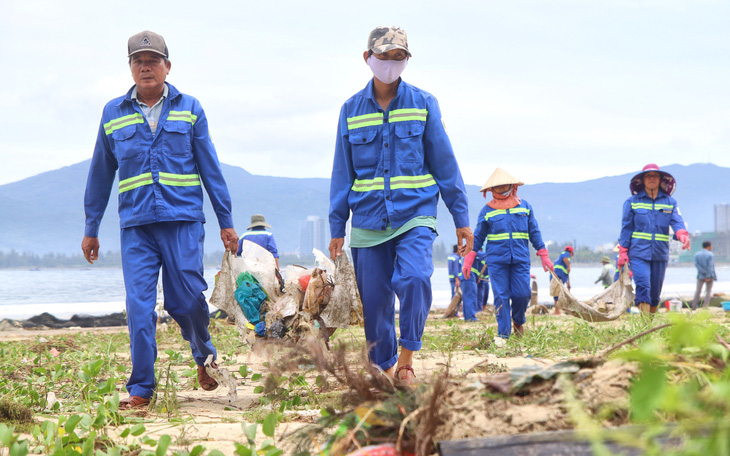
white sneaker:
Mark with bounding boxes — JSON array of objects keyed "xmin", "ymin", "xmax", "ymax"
[{"xmin": 493, "ymin": 337, "xmax": 507, "ymax": 348}]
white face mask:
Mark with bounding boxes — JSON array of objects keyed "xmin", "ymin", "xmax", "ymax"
[{"xmin": 367, "ymin": 55, "xmax": 408, "ymax": 84}]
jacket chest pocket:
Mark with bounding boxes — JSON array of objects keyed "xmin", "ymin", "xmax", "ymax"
[
  {"xmin": 486, "ymin": 213, "xmax": 507, "ymax": 233},
  {"xmin": 112, "ymin": 125, "xmax": 142, "ymax": 161},
  {"xmin": 348, "ymin": 129, "xmax": 379, "ymax": 169},
  {"xmin": 511, "ymin": 213, "xmax": 529, "ymax": 232},
  {"xmin": 633, "ymin": 208, "xmax": 650, "ymax": 230},
  {"xmin": 160, "ymin": 121, "xmax": 192, "ymax": 157},
  {"xmin": 394, "ymin": 122, "xmax": 425, "ymax": 163},
  {"xmin": 656, "ymin": 209, "xmax": 672, "ymax": 226}
]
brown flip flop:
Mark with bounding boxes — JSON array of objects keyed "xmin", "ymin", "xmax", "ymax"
[
  {"xmin": 197, "ymin": 362, "xmax": 219, "ymax": 391},
  {"xmin": 394, "ymin": 364, "xmax": 417, "ymax": 384},
  {"xmin": 119, "ymin": 395, "xmax": 150, "ymax": 410}
]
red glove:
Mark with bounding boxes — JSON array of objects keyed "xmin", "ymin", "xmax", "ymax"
[
  {"xmin": 675, "ymin": 229, "xmax": 690, "ymax": 250},
  {"xmin": 617, "ymin": 246, "xmax": 629, "ymax": 267},
  {"xmin": 462, "ymin": 251, "xmax": 477, "ymax": 280},
  {"xmin": 536, "ymin": 249, "xmax": 553, "ymax": 272}
]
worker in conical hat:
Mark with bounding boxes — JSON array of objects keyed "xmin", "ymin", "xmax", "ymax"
[
  {"xmin": 462, "ymin": 168, "xmax": 553, "ymax": 345},
  {"xmin": 618, "ymin": 163, "xmax": 690, "ymax": 314}
]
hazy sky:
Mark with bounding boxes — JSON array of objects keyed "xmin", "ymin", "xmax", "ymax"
[{"xmin": 1, "ymin": 0, "xmax": 728, "ymax": 187}]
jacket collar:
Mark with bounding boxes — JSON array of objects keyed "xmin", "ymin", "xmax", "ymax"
[
  {"xmin": 363, "ymin": 78, "xmax": 408, "ymax": 107},
  {"xmin": 114, "ymin": 82, "xmax": 181, "ymax": 107},
  {"xmin": 637, "ymin": 189, "xmax": 666, "ymax": 200}
]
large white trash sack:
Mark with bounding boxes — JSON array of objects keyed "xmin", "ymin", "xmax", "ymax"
[
  {"xmin": 553, "ymin": 266, "xmax": 635, "ymax": 322},
  {"xmin": 209, "ymin": 246, "xmax": 364, "ymax": 344}
]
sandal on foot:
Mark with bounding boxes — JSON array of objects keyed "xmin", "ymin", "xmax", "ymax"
[
  {"xmin": 197, "ymin": 362, "xmax": 219, "ymax": 391},
  {"xmin": 119, "ymin": 395, "xmax": 150, "ymax": 410},
  {"xmin": 394, "ymin": 364, "xmax": 416, "ymax": 384}
]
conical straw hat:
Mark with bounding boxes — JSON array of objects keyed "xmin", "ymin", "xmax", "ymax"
[{"xmin": 479, "ymin": 168, "xmax": 524, "ymax": 192}]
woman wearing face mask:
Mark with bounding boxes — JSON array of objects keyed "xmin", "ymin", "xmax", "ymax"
[
  {"xmin": 618, "ymin": 164, "xmax": 690, "ymax": 314},
  {"xmin": 328, "ymin": 26, "xmax": 473, "ymax": 383},
  {"xmin": 462, "ymin": 168, "xmax": 553, "ymax": 346}
]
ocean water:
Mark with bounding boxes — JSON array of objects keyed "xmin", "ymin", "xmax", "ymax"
[{"xmin": 0, "ymin": 265, "xmax": 727, "ymax": 320}]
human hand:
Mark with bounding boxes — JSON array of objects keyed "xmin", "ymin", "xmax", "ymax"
[
  {"xmin": 220, "ymin": 228, "xmax": 239, "ymax": 252},
  {"xmin": 617, "ymin": 246, "xmax": 629, "ymax": 267},
  {"xmin": 676, "ymin": 229, "xmax": 690, "ymax": 250},
  {"xmin": 329, "ymin": 238, "xmax": 344, "ymax": 260},
  {"xmin": 462, "ymin": 251, "xmax": 477, "ymax": 280},
  {"xmin": 536, "ymin": 248, "xmax": 553, "ymax": 272},
  {"xmin": 456, "ymin": 227, "xmax": 474, "ymax": 256},
  {"xmin": 81, "ymin": 236, "xmax": 100, "ymax": 264}
]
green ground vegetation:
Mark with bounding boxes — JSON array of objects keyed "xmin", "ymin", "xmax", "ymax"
[{"xmin": 1, "ymin": 311, "xmax": 729, "ymax": 455}]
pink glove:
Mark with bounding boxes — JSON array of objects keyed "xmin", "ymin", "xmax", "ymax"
[
  {"xmin": 462, "ymin": 251, "xmax": 477, "ymax": 280},
  {"xmin": 617, "ymin": 246, "xmax": 629, "ymax": 267},
  {"xmin": 536, "ymin": 249, "xmax": 553, "ymax": 272},
  {"xmin": 675, "ymin": 229, "xmax": 690, "ymax": 250}
]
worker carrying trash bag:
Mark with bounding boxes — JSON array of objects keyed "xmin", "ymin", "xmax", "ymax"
[
  {"xmin": 618, "ymin": 163, "xmax": 690, "ymax": 314},
  {"xmin": 463, "ymin": 168, "xmax": 553, "ymax": 346},
  {"xmin": 551, "ymin": 246, "xmax": 573, "ymax": 315}
]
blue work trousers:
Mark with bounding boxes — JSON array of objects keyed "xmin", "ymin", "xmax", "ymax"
[
  {"xmin": 630, "ymin": 257, "xmax": 667, "ymax": 307},
  {"xmin": 490, "ymin": 261, "xmax": 531, "ymax": 339},
  {"xmin": 351, "ymin": 226, "xmax": 436, "ymax": 371},
  {"xmin": 121, "ymin": 221, "xmax": 217, "ymax": 399},
  {"xmin": 477, "ymin": 279, "xmax": 490, "ymax": 310},
  {"xmin": 461, "ymin": 274, "xmax": 479, "ymax": 321}
]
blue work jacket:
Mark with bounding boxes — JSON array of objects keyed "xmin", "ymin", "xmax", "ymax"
[
  {"xmin": 554, "ymin": 251, "xmax": 571, "ymax": 276},
  {"xmin": 84, "ymin": 83, "xmax": 233, "ymax": 238},
  {"xmin": 619, "ymin": 190, "xmax": 686, "ymax": 261},
  {"xmin": 473, "ymin": 200, "xmax": 546, "ymax": 265},
  {"xmin": 329, "ymin": 79, "xmax": 470, "ymax": 238},
  {"xmin": 447, "ymin": 253, "xmax": 461, "ymax": 281},
  {"xmin": 237, "ymin": 229, "xmax": 279, "ymax": 258}
]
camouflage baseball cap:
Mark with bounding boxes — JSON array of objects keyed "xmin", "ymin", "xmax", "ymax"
[
  {"xmin": 367, "ymin": 26, "xmax": 411, "ymax": 56},
  {"xmin": 128, "ymin": 30, "xmax": 169, "ymax": 58}
]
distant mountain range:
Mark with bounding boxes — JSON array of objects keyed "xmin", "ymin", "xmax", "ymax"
[{"xmin": 0, "ymin": 161, "xmax": 727, "ymax": 255}]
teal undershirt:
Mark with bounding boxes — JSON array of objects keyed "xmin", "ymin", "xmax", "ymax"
[{"xmin": 349, "ymin": 216, "xmax": 437, "ymax": 248}]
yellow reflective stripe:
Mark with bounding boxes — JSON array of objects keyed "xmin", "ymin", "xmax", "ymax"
[
  {"xmin": 389, "ymin": 108, "xmax": 427, "ymax": 123},
  {"xmin": 487, "ymin": 233, "xmax": 510, "ymax": 241},
  {"xmin": 351, "ymin": 175, "xmax": 435, "ymax": 192},
  {"xmin": 448, "ymin": 275, "xmax": 455, "ymax": 279},
  {"xmin": 487, "ymin": 232, "xmax": 529, "ymax": 241},
  {"xmin": 631, "ymin": 203, "xmax": 653, "ymax": 210},
  {"xmin": 555, "ymin": 265, "xmax": 568, "ymax": 274},
  {"xmin": 167, "ymin": 110, "xmax": 197, "ymax": 124},
  {"xmin": 119, "ymin": 173, "xmax": 153, "ymax": 193},
  {"xmin": 104, "ymin": 113, "xmax": 144, "ymax": 135},
  {"xmin": 389, "ymin": 174, "xmax": 436, "ymax": 190},
  {"xmin": 655, "ymin": 234, "xmax": 670, "ymax": 241},
  {"xmin": 654, "ymin": 204, "xmax": 674, "ymax": 211},
  {"xmin": 240, "ymin": 231, "xmax": 272, "ymax": 239},
  {"xmin": 484, "ymin": 210, "xmax": 507, "ymax": 221},
  {"xmin": 352, "ymin": 177, "xmax": 385, "ymax": 192},
  {"xmin": 347, "ymin": 113, "xmax": 384, "ymax": 130},
  {"xmin": 632, "ymin": 232, "xmax": 653, "ymax": 240},
  {"xmin": 158, "ymin": 172, "xmax": 201, "ymax": 187},
  {"xmin": 510, "ymin": 208, "xmax": 530, "ymax": 215}
]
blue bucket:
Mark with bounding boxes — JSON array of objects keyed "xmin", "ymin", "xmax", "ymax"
[{"xmin": 722, "ymin": 302, "xmax": 730, "ymax": 312}]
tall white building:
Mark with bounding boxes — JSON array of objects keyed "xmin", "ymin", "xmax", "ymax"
[
  {"xmin": 299, "ymin": 216, "xmax": 327, "ymax": 255},
  {"xmin": 715, "ymin": 204, "xmax": 730, "ymax": 233}
]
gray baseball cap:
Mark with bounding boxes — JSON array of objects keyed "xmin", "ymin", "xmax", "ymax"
[
  {"xmin": 128, "ymin": 30, "xmax": 169, "ymax": 58},
  {"xmin": 367, "ymin": 26, "xmax": 411, "ymax": 56}
]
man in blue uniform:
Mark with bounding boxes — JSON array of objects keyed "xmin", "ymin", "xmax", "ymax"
[
  {"xmin": 463, "ymin": 168, "xmax": 553, "ymax": 345},
  {"xmin": 82, "ymin": 31, "xmax": 238, "ymax": 409},
  {"xmin": 460, "ymin": 253, "xmax": 480, "ymax": 322},
  {"xmin": 475, "ymin": 250, "xmax": 490, "ymax": 310},
  {"xmin": 329, "ymin": 26, "xmax": 473, "ymax": 383},
  {"xmin": 617, "ymin": 164, "xmax": 690, "ymax": 314},
  {"xmin": 447, "ymin": 245, "xmax": 461, "ymax": 298},
  {"xmin": 237, "ymin": 214, "xmax": 279, "ymax": 268},
  {"xmin": 552, "ymin": 246, "xmax": 573, "ymax": 314}
]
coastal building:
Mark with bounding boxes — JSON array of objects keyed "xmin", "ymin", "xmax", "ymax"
[{"xmin": 299, "ymin": 216, "xmax": 327, "ymax": 256}]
